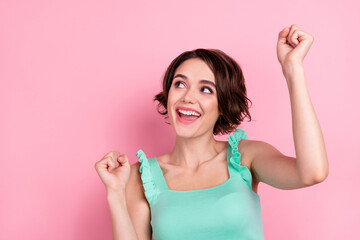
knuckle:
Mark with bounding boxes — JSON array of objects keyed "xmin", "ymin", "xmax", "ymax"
[{"xmin": 115, "ymin": 151, "xmax": 122, "ymax": 159}]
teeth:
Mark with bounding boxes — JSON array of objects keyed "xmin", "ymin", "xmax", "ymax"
[{"xmin": 178, "ymin": 109, "xmax": 200, "ymax": 117}]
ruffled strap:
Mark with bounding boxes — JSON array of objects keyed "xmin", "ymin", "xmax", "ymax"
[
  {"xmin": 227, "ymin": 128, "xmax": 253, "ymax": 188},
  {"xmin": 136, "ymin": 149, "xmax": 159, "ymax": 205}
]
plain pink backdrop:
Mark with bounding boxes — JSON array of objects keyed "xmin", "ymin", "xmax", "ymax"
[{"xmin": 1, "ymin": 0, "xmax": 359, "ymax": 239}]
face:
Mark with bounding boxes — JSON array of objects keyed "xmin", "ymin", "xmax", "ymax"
[{"xmin": 167, "ymin": 58, "xmax": 219, "ymax": 138}]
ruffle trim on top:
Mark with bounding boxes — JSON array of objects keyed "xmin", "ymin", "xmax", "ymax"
[
  {"xmin": 136, "ymin": 149, "xmax": 159, "ymax": 205},
  {"xmin": 227, "ymin": 128, "xmax": 253, "ymax": 188}
]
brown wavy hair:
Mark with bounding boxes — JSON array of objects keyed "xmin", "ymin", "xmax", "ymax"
[{"xmin": 154, "ymin": 48, "xmax": 252, "ymax": 135}]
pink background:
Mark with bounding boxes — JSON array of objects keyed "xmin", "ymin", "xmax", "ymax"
[{"xmin": 1, "ymin": 0, "xmax": 359, "ymax": 239}]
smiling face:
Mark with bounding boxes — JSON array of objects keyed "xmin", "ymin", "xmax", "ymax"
[{"xmin": 167, "ymin": 58, "xmax": 219, "ymax": 138}]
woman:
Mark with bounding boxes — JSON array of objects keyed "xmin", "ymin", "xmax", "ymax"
[{"xmin": 95, "ymin": 24, "xmax": 329, "ymax": 240}]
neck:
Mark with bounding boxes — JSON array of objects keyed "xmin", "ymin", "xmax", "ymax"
[{"xmin": 169, "ymin": 130, "xmax": 223, "ymax": 170}]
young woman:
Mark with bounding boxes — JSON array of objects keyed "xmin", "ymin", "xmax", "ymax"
[{"xmin": 95, "ymin": 24, "xmax": 329, "ymax": 240}]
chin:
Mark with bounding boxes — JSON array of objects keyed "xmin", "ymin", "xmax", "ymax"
[
  {"xmin": 171, "ymin": 118, "xmax": 215, "ymax": 139},
  {"xmin": 174, "ymin": 127, "xmax": 198, "ymax": 138}
]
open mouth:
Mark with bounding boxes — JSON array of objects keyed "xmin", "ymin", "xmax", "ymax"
[{"xmin": 176, "ymin": 109, "xmax": 201, "ymax": 121}]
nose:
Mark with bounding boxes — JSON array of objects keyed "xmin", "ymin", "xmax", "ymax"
[{"xmin": 181, "ymin": 88, "xmax": 197, "ymax": 104}]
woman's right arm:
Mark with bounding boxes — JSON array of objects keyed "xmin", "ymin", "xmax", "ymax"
[
  {"xmin": 107, "ymin": 189, "xmax": 140, "ymax": 240},
  {"xmin": 95, "ymin": 152, "xmax": 152, "ymax": 240},
  {"xmin": 126, "ymin": 161, "xmax": 152, "ymax": 239}
]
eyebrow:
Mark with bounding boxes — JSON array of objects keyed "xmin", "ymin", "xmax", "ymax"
[{"xmin": 173, "ymin": 73, "xmax": 216, "ymax": 88}]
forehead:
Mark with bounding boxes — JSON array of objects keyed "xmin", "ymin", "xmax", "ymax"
[{"xmin": 174, "ymin": 58, "xmax": 215, "ymax": 82}]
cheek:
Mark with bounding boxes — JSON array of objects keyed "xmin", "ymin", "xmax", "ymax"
[
  {"xmin": 167, "ymin": 87, "xmax": 183, "ymax": 104},
  {"xmin": 204, "ymin": 99, "xmax": 219, "ymax": 116},
  {"xmin": 167, "ymin": 89, "xmax": 178, "ymax": 113},
  {"xmin": 167, "ymin": 88, "xmax": 174, "ymax": 103},
  {"xmin": 167, "ymin": 93, "xmax": 175, "ymax": 108}
]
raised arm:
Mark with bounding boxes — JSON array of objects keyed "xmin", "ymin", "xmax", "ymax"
[{"xmin": 248, "ymin": 24, "xmax": 329, "ymax": 190}]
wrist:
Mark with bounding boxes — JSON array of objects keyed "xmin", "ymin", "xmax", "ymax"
[
  {"xmin": 282, "ymin": 63, "xmax": 305, "ymax": 81},
  {"xmin": 106, "ymin": 188, "xmax": 126, "ymax": 200}
]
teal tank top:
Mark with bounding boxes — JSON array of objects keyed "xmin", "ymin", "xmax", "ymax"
[{"xmin": 136, "ymin": 128, "xmax": 264, "ymax": 240}]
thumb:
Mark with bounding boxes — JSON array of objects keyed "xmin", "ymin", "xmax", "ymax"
[{"xmin": 118, "ymin": 154, "xmax": 130, "ymax": 167}]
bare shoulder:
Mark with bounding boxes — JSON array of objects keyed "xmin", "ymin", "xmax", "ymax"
[
  {"xmin": 234, "ymin": 139, "xmax": 259, "ymax": 192},
  {"xmin": 126, "ymin": 161, "xmax": 146, "ymax": 201},
  {"xmin": 129, "ymin": 161, "xmax": 142, "ymax": 185},
  {"xmin": 125, "ymin": 161, "xmax": 152, "ymax": 239},
  {"xmin": 238, "ymin": 139, "xmax": 279, "ymax": 170},
  {"xmin": 238, "ymin": 139, "xmax": 277, "ymax": 162},
  {"xmin": 237, "ymin": 139, "xmax": 257, "ymax": 168}
]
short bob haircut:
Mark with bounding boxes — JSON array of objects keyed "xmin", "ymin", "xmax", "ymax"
[{"xmin": 154, "ymin": 48, "xmax": 252, "ymax": 135}]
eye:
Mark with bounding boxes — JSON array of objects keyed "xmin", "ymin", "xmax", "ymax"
[
  {"xmin": 201, "ymin": 87, "xmax": 213, "ymax": 94},
  {"xmin": 174, "ymin": 81, "xmax": 185, "ymax": 88}
]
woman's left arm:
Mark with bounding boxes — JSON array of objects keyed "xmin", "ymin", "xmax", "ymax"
[{"xmin": 249, "ymin": 24, "xmax": 329, "ymax": 189}]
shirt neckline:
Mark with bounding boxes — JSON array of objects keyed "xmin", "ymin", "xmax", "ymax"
[{"xmin": 153, "ymin": 142, "xmax": 233, "ymax": 193}]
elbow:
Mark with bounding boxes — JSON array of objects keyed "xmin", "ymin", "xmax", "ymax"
[
  {"xmin": 302, "ymin": 166, "xmax": 329, "ymax": 186},
  {"xmin": 312, "ymin": 171, "xmax": 329, "ymax": 185}
]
